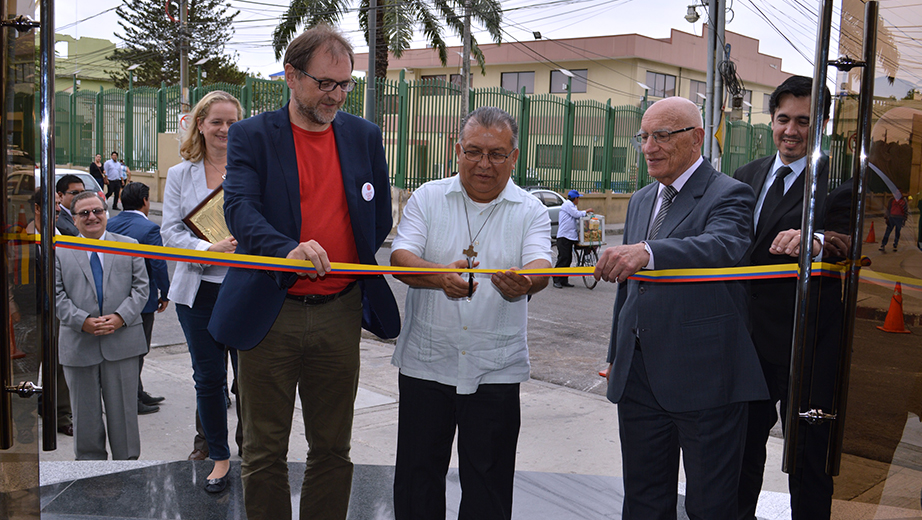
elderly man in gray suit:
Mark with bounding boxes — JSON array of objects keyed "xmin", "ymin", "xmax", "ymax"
[
  {"xmin": 594, "ymin": 96, "xmax": 768, "ymax": 520},
  {"xmin": 55, "ymin": 191, "xmax": 149, "ymax": 460}
]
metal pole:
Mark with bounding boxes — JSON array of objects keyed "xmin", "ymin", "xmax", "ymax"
[
  {"xmin": 461, "ymin": 0, "xmax": 471, "ymax": 119},
  {"xmin": 703, "ymin": 0, "xmax": 716, "ymax": 161},
  {"xmin": 0, "ymin": 0, "xmax": 12, "ymax": 451},
  {"xmin": 782, "ymin": 0, "xmax": 834, "ymax": 474},
  {"xmin": 828, "ymin": 0, "xmax": 878, "ymax": 476},
  {"xmin": 179, "ymin": 0, "xmax": 190, "ymax": 112},
  {"xmin": 364, "ymin": 0, "xmax": 376, "ymax": 122},
  {"xmin": 713, "ymin": 0, "xmax": 725, "ymax": 164},
  {"xmin": 39, "ymin": 0, "xmax": 58, "ymax": 452}
]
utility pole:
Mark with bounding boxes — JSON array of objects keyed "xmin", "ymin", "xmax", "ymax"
[
  {"xmin": 461, "ymin": 0, "xmax": 471, "ymax": 119},
  {"xmin": 703, "ymin": 0, "xmax": 716, "ymax": 161},
  {"xmin": 179, "ymin": 0, "xmax": 190, "ymax": 113},
  {"xmin": 713, "ymin": 0, "xmax": 726, "ymax": 166},
  {"xmin": 365, "ymin": 0, "xmax": 376, "ymax": 122}
]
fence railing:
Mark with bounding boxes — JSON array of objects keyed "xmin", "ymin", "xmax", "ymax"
[{"xmin": 46, "ymin": 71, "xmax": 789, "ymax": 192}]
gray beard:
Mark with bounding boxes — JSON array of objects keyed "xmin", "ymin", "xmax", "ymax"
[{"xmin": 296, "ymin": 99, "xmax": 336, "ymax": 126}]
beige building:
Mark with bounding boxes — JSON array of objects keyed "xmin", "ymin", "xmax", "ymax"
[
  {"xmin": 355, "ymin": 25, "xmax": 793, "ymax": 125},
  {"xmin": 54, "ymin": 34, "xmax": 117, "ymax": 94}
]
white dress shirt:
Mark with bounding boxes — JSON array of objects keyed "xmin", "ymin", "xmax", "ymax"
[{"xmin": 391, "ymin": 176, "xmax": 552, "ymax": 394}]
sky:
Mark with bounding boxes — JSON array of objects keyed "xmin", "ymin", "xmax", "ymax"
[{"xmin": 52, "ymin": 0, "xmax": 842, "ymax": 83}]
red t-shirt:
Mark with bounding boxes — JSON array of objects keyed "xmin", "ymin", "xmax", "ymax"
[{"xmin": 289, "ymin": 123, "xmax": 359, "ymax": 295}]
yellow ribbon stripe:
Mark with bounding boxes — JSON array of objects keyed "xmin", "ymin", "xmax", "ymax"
[{"xmin": 3, "ymin": 233, "xmax": 920, "ymax": 290}]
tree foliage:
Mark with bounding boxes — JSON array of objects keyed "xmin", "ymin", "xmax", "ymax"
[
  {"xmin": 271, "ymin": 0, "xmax": 502, "ymax": 78},
  {"xmin": 107, "ymin": 0, "xmax": 247, "ymax": 88}
]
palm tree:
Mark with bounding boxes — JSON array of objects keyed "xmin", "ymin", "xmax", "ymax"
[{"xmin": 271, "ymin": 0, "xmax": 503, "ymax": 79}]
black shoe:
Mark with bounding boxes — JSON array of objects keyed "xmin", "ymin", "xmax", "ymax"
[
  {"xmin": 139, "ymin": 391, "xmax": 165, "ymax": 405},
  {"xmin": 879, "ymin": 245, "xmax": 886, "ymax": 252},
  {"xmin": 205, "ymin": 474, "xmax": 228, "ymax": 493},
  {"xmin": 56, "ymin": 424, "xmax": 74, "ymax": 437},
  {"xmin": 553, "ymin": 282, "xmax": 563, "ymax": 288},
  {"xmin": 561, "ymin": 282, "xmax": 575, "ymax": 287},
  {"xmin": 138, "ymin": 401, "xmax": 160, "ymax": 415}
]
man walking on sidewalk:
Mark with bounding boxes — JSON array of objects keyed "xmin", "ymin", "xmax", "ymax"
[{"xmin": 104, "ymin": 152, "xmax": 123, "ymax": 210}]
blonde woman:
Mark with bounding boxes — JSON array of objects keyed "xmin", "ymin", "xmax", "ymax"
[{"xmin": 160, "ymin": 91, "xmax": 241, "ymax": 493}]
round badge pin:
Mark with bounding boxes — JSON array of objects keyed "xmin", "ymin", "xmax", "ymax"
[{"xmin": 362, "ymin": 182, "xmax": 375, "ymax": 201}]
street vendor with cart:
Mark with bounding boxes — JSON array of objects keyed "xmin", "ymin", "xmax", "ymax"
[{"xmin": 553, "ymin": 189, "xmax": 593, "ymax": 288}]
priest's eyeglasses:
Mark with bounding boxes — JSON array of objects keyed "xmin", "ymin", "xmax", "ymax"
[{"xmin": 459, "ymin": 145, "xmax": 515, "ymax": 165}]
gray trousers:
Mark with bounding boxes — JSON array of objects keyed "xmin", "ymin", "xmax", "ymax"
[{"xmin": 63, "ymin": 356, "xmax": 141, "ymax": 460}]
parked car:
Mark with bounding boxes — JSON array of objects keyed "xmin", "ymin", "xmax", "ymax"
[
  {"xmin": 523, "ymin": 187, "xmax": 566, "ymax": 240},
  {"xmin": 7, "ymin": 167, "xmax": 107, "ymax": 222}
]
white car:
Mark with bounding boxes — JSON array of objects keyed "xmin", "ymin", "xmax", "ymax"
[
  {"xmin": 7, "ymin": 167, "xmax": 107, "ymax": 220},
  {"xmin": 524, "ymin": 187, "xmax": 566, "ymax": 240}
]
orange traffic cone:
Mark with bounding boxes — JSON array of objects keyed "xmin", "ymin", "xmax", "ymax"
[
  {"xmin": 864, "ymin": 222, "xmax": 876, "ymax": 243},
  {"xmin": 877, "ymin": 282, "xmax": 911, "ymax": 333}
]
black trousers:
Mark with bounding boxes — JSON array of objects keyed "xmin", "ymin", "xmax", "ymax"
[
  {"xmin": 738, "ymin": 359, "xmax": 834, "ymax": 520},
  {"xmin": 554, "ymin": 237, "xmax": 576, "ymax": 284},
  {"xmin": 393, "ymin": 373, "xmax": 520, "ymax": 520},
  {"xmin": 106, "ymin": 179, "xmax": 123, "ymax": 208}
]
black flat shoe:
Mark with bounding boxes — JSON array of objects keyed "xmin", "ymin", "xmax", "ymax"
[{"xmin": 205, "ymin": 474, "xmax": 228, "ymax": 493}]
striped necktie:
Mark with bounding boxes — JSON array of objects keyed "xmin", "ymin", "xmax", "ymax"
[{"xmin": 648, "ymin": 185, "xmax": 678, "ymax": 240}]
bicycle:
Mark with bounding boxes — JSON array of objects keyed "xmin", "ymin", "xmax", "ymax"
[{"xmin": 574, "ymin": 244, "xmax": 599, "ymax": 289}]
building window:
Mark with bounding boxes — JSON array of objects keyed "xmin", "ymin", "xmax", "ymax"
[
  {"xmin": 535, "ymin": 144, "xmax": 589, "ymax": 169},
  {"xmin": 381, "ymin": 94, "xmax": 399, "ymax": 114},
  {"xmin": 763, "ymin": 93, "xmax": 772, "ymax": 114},
  {"xmin": 689, "ymin": 80, "xmax": 707, "ymax": 105},
  {"xmin": 501, "ymin": 71, "xmax": 535, "ymax": 94},
  {"xmin": 645, "ymin": 71, "xmax": 676, "ymax": 98},
  {"xmin": 592, "ymin": 147, "xmax": 627, "ymax": 173},
  {"xmin": 420, "ymin": 74, "xmax": 447, "ymax": 96},
  {"xmin": 449, "ymin": 74, "xmax": 471, "ymax": 95},
  {"xmin": 550, "ymin": 69, "xmax": 588, "ymax": 94},
  {"xmin": 535, "ymin": 144, "xmax": 562, "ymax": 169}
]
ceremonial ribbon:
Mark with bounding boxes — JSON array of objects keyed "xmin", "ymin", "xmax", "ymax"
[{"xmin": 3, "ymin": 233, "xmax": 921, "ymax": 291}]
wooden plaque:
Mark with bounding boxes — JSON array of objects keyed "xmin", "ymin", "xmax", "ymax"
[{"xmin": 182, "ymin": 185, "xmax": 230, "ymax": 244}]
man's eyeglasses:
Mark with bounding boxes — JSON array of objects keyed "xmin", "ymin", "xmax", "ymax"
[
  {"xmin": 64, "ymin": 190, "xmax": 84, "ymax": 196},
  {"xmin": 297, "ymin": 69, "xmax": 357, "ymax": 93},
  {"xmin": 75, "ymin": 208, "xmax": 105, "ymax": 219},
  {"xmin": 459, "ymin": 145, "xmax": 515, "ymax": 165},
  {"xmin": 632, "ymin": 126, "xmax": 696, "ymax": 146}
]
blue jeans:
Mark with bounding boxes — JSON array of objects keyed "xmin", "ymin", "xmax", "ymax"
[
  {"xmin": 881, "ymin": 216, "xmax": 905, "ymax": 248},
  {"xmin": 175, "ymin": 281, "xmax": 235, "ymax": 461}
]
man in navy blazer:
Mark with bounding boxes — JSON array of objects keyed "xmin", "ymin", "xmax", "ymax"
[
  {"xmin": 106, "ymin": 182, "xmax": 170, "ymax": 415},
  {"xmin": 595, "ymin": 97, "xmax": 767, "ymax": 520},
  {"xmin": 208, "ymin": 24, "xmax": 398, "ymax": 520}
]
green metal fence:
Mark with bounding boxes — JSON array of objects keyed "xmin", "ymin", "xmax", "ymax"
[{"xmin": 51, "ymin": 74, "xmax": 802, "ymax": 193}]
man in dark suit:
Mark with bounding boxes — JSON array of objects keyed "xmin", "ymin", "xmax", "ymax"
[
  {"xmin": 106, "ymin": 182, "xmax": 170, "ymax": 416},
  {"xmin": 595, "ymin": 96, "xmax": 767, "ymax": 520},
  {"xmin": 208, "ymin": 24, "xmax": 399, "ymax": 520},
  {"xmin": 734, "ymin": 75, "xmax": 839, "ymax": 520},
  {"xmin": 55, "ymin": 174, "xmax": 84, "ymax": 236},
  {"xmin": 55, "ymin": 191, "xmax": 149, "ymax": 460}
]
